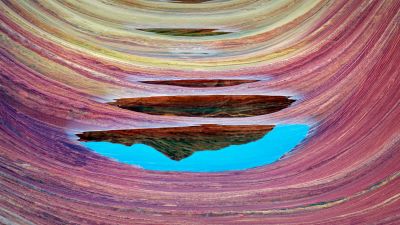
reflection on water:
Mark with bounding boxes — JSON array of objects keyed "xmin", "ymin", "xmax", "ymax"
[
  {"xmin": 168, "ymin": 0, "xmax": 213, "ymax": 3},
  {"xmin": 108, "ymin": 95, "xmax": 295, "ymax": 117},
  {"xmin": 141, "ymin": 79, "xmax": 259, "ymax": 87},
  {"xmin": 137, "ymin": 28, "xmax": 231, "ymax": 37},
  {"xmin": 77, "ymin": 124, "xmax": 274, "ymax": 160},
  {"xmin": 78, "ymin": 124, "xmax": 309, "ymax": 172}
]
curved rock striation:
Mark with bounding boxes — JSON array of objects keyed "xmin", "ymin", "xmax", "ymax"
[{"xmin": 0, "ymin": 0, "xmax": 400, "ymax": 224}]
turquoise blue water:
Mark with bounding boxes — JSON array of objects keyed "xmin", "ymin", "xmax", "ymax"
[{"xmin": 82, "ymin": 124, "xmax": 309, "ymax": 172}]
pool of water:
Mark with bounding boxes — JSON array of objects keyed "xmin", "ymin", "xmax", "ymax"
[{"xmin": 81, "ymin": 124, "xmax": 309, "ymax": 172}]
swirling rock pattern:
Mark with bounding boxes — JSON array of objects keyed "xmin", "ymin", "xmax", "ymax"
[{"xmin": 0, "ymin": 0, "xmax": 399, "ymax": 224}]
